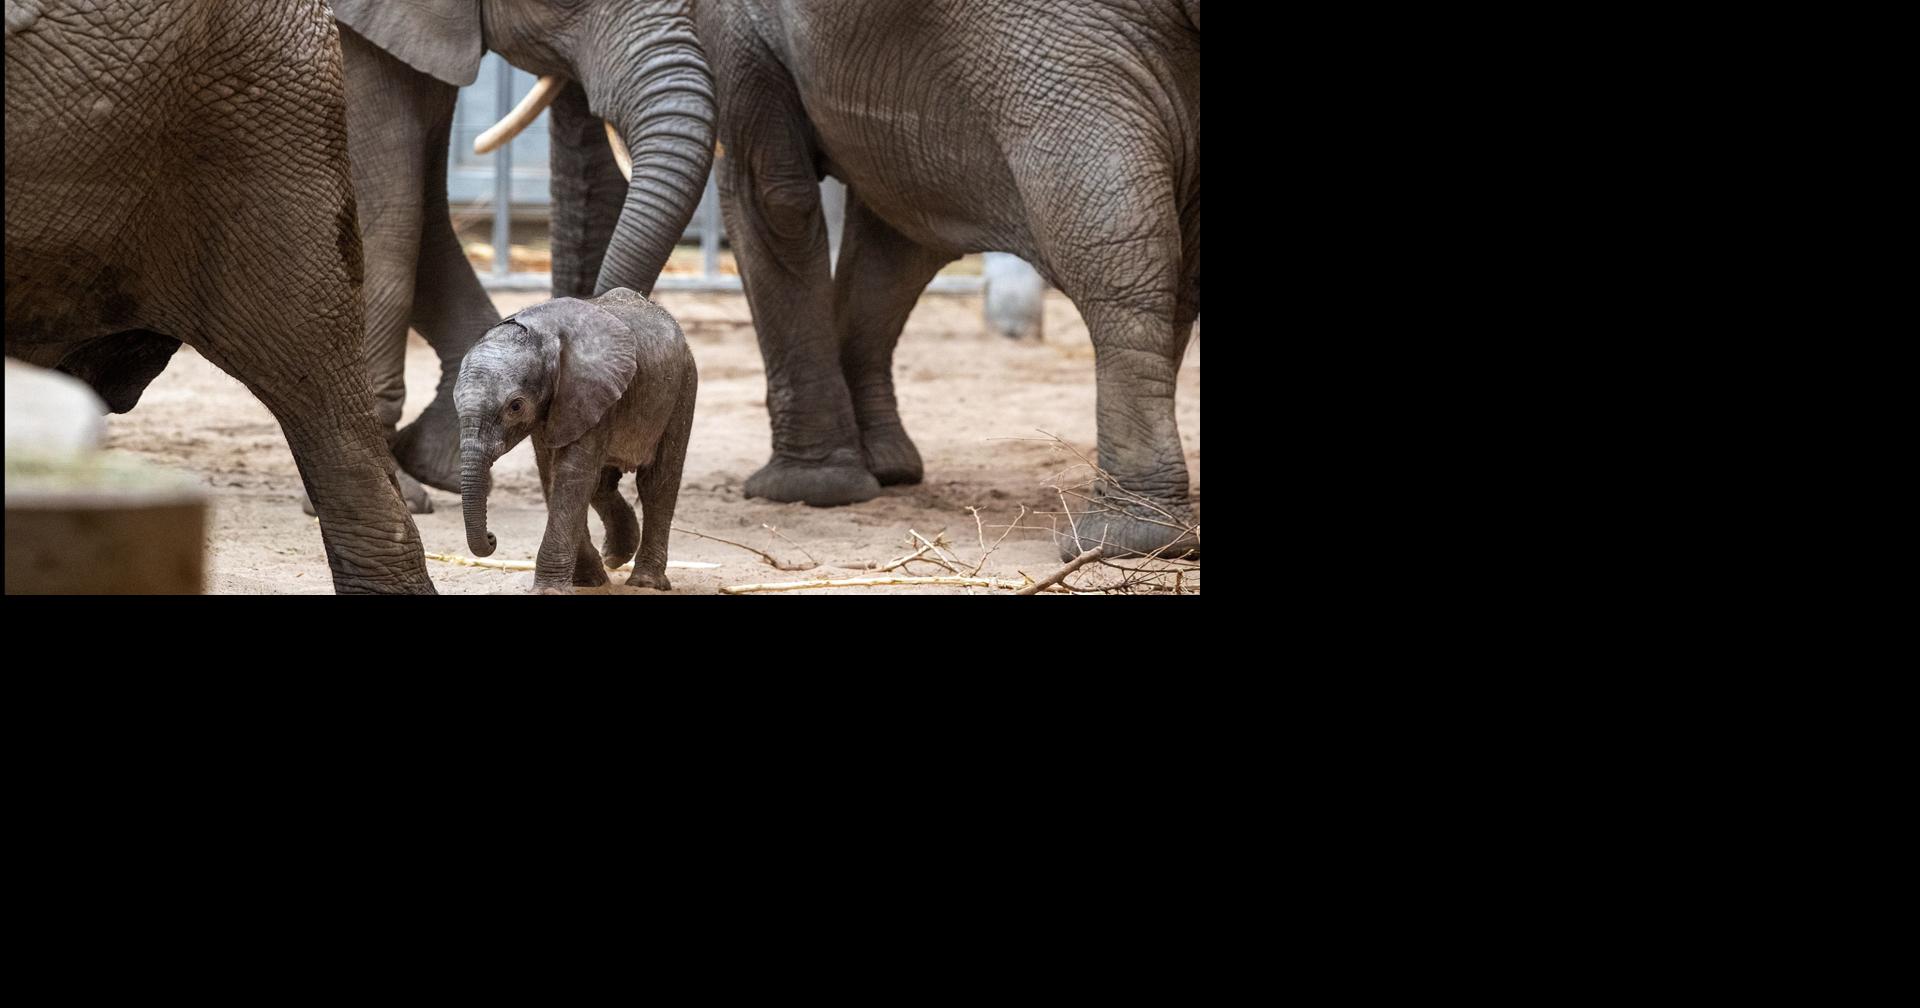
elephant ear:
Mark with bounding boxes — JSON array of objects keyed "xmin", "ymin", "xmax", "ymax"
[
  {"xmin": 509, "ymin": 298, "xmax": 637, "ymax": 448},
  {"xmin": 333, "ymin": 0, "xmax": 484, "ymax": 87}
]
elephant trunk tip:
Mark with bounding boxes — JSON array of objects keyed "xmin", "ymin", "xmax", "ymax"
[{"xmin": 471, "ymin": 530, "xmax": 497, "ymax": 558}]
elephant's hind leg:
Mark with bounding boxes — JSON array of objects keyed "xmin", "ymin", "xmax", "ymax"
[
  {"xmin": 193, "ymin": 319, "xmax": 436, "ymax": 594},
  {"xmin": 710, "ymin": 25, "xmax": 877, "ymax": 507},
  {"xmin": 591, "ymin": 466, "xmax": 641, "ymax": 568},
  {"xmin": 302, "ymin": 469, "xmax": 431, "ymax": 516},
  {"xmin": 834, "ymin": 192, "xmax": 956, "ymax": 486},
  {"xmin": 628, "ymin": 379, "xmax": 696, "ymax": 591},
  {"xmin": 1034, "ymin": 177, "xmax": 1199, "ymax": 562}
]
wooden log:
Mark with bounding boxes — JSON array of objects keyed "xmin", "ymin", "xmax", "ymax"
[{"xmin": 5, "ymin": 454, "xmax": 207, "ymax": 594}]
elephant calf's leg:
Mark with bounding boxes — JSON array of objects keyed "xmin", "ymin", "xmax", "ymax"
[
  {"xmin": 533, "ymin": 431, "xmax": 611, "ymax": 593},
  {"xmin": 532, "ymin": 441, "xmax": 608, "ymax": 585},
  {"xmin": 572, "ymin": 506, "xmax": 610, "ymax": 588},
  {"xmin": 834, "ymin": 193, "xmax": 955, "ymax": 486},
  {"xmin": 591, "ymin": 466, "xmax": 640, "ymax": 567},
  {"xmin": 628, "ymin": 381, "xmax": 696, "ymax": 591}
]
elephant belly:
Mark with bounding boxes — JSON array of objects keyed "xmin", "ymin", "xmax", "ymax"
[{"xmin": 604, "ymin": 416, "xmax": 660, "ymax": 473}]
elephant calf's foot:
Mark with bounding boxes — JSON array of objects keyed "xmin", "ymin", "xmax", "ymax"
[
  {"xmin": 601, "ymin": 517, "xmax": 640, "ymax": 568},
  {"xmin": 392, "ymin": 402, "xmax": 464, "ymax": 494},
  {"xmin": 1056, "ymin": 497, "xmax": 1201, "ymax": 562},
  {"xmin": 573, "ymin": 553, "xmax": 611, "ymax": 588},
  {"xmin": 301, "ymin": 471, "xmax": 432, "ymax": 516},
  {"xmin": 626, "ymin": 566, "xmax": 672, "ymax": 591},
  {"xmin": 860, "ymin": 423, "xmax": 924, "ymax": 486},
  {"xmin": 745, "ymin": 450, "xmax": 881, "ymax": 506}
]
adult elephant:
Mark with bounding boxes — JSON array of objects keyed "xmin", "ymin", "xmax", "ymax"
[
  {"xmin": 328, "ymin": 0, "xmax": 714, "ymax": 508},
  {"xmin": 5, "ymin": 0, "xmax": 436, "ymax": 594},
  {"xmin": 699, "ymin": 0, "xmax": 1201, "ymax": 560}
]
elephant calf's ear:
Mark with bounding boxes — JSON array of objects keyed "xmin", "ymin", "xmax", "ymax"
[{"xmin": 513, "ymin": 298, "xmax": 637, "ymax": 447}]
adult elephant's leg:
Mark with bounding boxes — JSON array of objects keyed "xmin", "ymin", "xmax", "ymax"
[
  {"xmin": 546, "ymin": 80, "xmax": 627, "ymax": 300},
  {"xmin": 175, "ymin": 195, "xmax": 436, "ymax": 592},
  {"xmin": 1040, "ymin": 186, "xmax": 1200, "ymax": 562},
  {"xmin": 709, "ymin": 29, "xmax": 877, "ymax": 506},
  {"xmin": 393, "ymin": 86, "xmax": 500, "ymax": 494},
  {"xmin": 151, "ymin": 9, "xmax": 433, "ymax": 593},
  {"xmin": 200, "ymin": 334, "xmax": 436, "ymax": 594},
  {"xmin": 326, "ymin": 25, "xmax": 441, "ymax": 514},
  {"xmin": 834, "ymin": 192, "xmax": 956, "ymax": 486}
]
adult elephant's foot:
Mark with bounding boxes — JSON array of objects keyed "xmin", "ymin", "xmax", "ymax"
[
  {"xmin": 745, "ymin": 449, "xmax": 881, "ymax": 506},
  {"xmin": 860, "ymin": 423, "xmax": 924, "ymax": 486},
  {"xmin": 1056, "ymin": 497, "xmax": 1201, "ymax": 562},
  {"xmin": 301, "ymin": 470, "xmax": 432, "ymax": 516},
  {"xmin": 392, "ymin": 400, "xmax": 463, "ymax": 494}
]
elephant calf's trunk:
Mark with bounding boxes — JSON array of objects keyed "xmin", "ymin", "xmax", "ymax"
[{"xmin": 461, "ymin": 447, "xmax": 497, "ymax": 557}]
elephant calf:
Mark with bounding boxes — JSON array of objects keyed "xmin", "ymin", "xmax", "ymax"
[{"xmin": 456, "ymin": 289, "xmax": 697, "ymax": 594}]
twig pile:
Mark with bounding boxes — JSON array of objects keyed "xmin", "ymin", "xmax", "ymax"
[{"xmin": 715, "ymin": 432, "xmax": 1198, "ymax": 595}]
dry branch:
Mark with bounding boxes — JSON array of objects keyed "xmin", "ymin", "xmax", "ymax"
[
  {"xmin": 969, "ymin": 504, "xmax": 1028, "ymax": 576},
  {"xmin": 873, "ymin": 541, "xmax": 941, "ymax": 573},
  {"xmin": 671, "ymin": 524, "xmax": 813, "ymax": 571},
  {"xmin": 761, "ymin": 524, "xmax": 818, "ymax": 566},
  {"xmin": 426, "ymin": 552, "xmax": 718, "ymax": 572},
  {"xmin": 719, "ymin": 575, "xmax": 1070, "ymax": 595},
  {"xmin": 1014, "ymin": 547, "xmax": 1104, "ymax": 595},
  {"xmin": 909, "ymin": 528, "xmax": 961, "ymax": 570}
]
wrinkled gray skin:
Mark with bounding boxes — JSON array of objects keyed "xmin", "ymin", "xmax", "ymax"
[
  {"xmin": 458, "ymin": 288, "xmax": 697, "ymax": 594},
  {"xmin": 4, "ymin": 0, "xmax": 436, "ymax": 594},
  {"xmin": 982, "ymin": 253, "xmax": 1047, "ymax": 343},
  {"xmin": 325, "ymin": 0, "xmax": 715, "ymax": 515},
  {"xmin": 700, "ymin": 0, "xmax": 1200, "ymax": 560}
]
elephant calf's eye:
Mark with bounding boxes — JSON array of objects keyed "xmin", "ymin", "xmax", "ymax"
[{"xmin": 507, "ymin": 397, "xmax": 526, "ymax": 416}]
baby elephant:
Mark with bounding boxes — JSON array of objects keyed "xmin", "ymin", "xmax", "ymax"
[{"xmin": 456, "ymin": 288, "xmax": 697, "ymax": 594}]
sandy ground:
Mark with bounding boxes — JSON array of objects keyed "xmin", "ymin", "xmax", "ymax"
[{"xmin": 98, "ymin": 289, "xmax": 1199, "ymax": 594}]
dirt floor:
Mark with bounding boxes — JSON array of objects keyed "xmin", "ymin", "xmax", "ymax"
[{"xmin": 99, "ymin": 289, "xmax": 1199, "ymax": 594}]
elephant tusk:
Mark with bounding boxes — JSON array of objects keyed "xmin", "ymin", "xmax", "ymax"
[
  {"xmin": 604, "ymin": 121, "xmax": 632, "ymax": 182},
  {"xmin": 474, "ymin": 74, "xmax": 565, "ymax": 155}
]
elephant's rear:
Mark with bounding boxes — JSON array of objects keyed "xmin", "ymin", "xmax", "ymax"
[{"xmin": 6, "ymin": 1, "xmax": 364, "ymax": 343}]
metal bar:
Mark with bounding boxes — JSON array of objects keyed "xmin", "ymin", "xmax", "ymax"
[
  {"xmin": 492, "ymin": 56, "xmax": 512, "ymax": 279},
  {"xmin": 701, "ymin": 170, "xmax": 719, "ymax": 280}
]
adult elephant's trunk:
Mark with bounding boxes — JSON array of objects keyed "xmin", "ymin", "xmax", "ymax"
[
  {"xmin": 462, "ymin": 442, "xmax": 498, "ymax": 557},
  {"xmin": 577, "ymin": 5, "xmax": 714, "ymax": 295}
]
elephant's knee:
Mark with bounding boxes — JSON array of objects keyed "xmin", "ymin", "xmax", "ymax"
[{"xmin": 739, "ymin": 170, "xmax": 823, "ymax": 248}]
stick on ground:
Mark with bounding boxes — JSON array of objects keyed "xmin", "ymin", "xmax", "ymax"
[
  {"xmin": 719, "ymin": 575, "xmax": 1071, "ymax": 595},
  {"xmin": 1014, "ymin": 547, "xmax": 1104, "ymax": 595},
  {"xmin": 671, "ymin": 524, "xmax": 812, "ymax": 570},
  {"xmin": 427, "ymin": 552, "xmax": 719, "ymax": 572}
]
